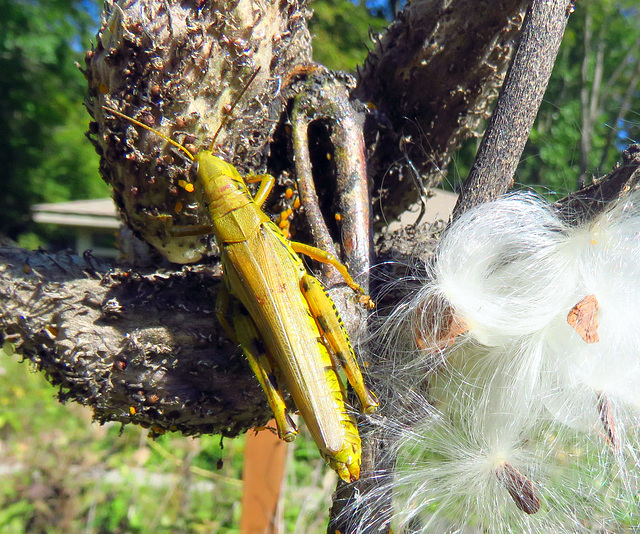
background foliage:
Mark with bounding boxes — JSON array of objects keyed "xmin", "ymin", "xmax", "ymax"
[
  {"xmin": 309, "ymin": 0, "xmax": 387, "ymax": 71},
  {"xmin": 0, "ymin": 0, "xmax": 109, "ymax": 249}
]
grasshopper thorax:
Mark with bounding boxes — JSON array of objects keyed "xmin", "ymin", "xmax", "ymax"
[
  {"xmin": 194, "ymin": 152, "xmax": 251, "ymax": 202},
  {"xmin": 193, "ymin": 151, "xmax": 268, "ymax": 244}
]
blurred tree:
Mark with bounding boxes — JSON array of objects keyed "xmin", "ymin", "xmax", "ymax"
[
  {"xmin": 310, "ymin": 0, "xmax": 387, "ymax": 71},
  {"xmin": 0, "ymin": 0, "xmax": 108, "ymax": 246},
  {"xmin": 518, "ymin": 0, "xmax": 640, "ymax": 196}
]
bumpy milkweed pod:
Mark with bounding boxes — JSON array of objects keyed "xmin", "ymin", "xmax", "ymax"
[{"xmin": 84, "ymin": 0, "xmax": 312, "ymax": 263}]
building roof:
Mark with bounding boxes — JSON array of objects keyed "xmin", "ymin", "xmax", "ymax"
[{"xmin": 32, "ymin": 198, "xmax": 120, "ymax": 230}]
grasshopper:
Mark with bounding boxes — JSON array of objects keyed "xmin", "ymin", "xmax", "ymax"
[{"xmin": 104, "ymin": 89, "xmax": 378, "ymax": 482}]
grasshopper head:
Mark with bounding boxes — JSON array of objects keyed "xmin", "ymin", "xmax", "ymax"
[{"xmin": 193, "ymin": 151, "xmax": 248, "ymax": 203}]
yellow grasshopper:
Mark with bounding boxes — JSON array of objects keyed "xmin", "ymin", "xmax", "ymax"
[{"xmin": 104, "ymin": 97, "xmax": 378, "ymax": 482}]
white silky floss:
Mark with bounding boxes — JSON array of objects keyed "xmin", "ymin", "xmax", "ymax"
[
  {"xmin": 384, "ymin": 190, "xmax": 640, "ymax": 533},
  {"xmin": 548, "ymin": 195, "xmax": 640, "ymax": 413}
]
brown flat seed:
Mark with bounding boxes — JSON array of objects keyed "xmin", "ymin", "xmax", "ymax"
[
  {"xmin": 567, "ymin": 294, "xmax": 600, "ymax": 343},
  {"xmin": 597, "ymin": 392, "xmax": 620, "ymax": 450},
  {"xmin": 495, "ymin": 462, "xmax": 541, "ymax": 515}
]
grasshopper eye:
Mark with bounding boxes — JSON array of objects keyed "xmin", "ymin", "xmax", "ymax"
[{"xmin": 189, "ymin": 161, "xmax": 199, "ymax": 182}]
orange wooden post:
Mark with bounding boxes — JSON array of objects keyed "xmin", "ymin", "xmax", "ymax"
[{"xmin": 240, "ymin": 422, "xmax": 289, "ymax": 534}]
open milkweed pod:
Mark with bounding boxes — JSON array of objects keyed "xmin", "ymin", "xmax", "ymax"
[
  {"xmin": 357, "ymin": 191, "xmax": 640, "ymax": 534},
  {"xmin": 432, "ymin": 193, "xmax": 574, "ymax": 347}
]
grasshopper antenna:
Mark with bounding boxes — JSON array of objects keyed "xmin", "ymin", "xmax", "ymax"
[
  {"xmin": 102, "ymin": 67, "xmax": 261, "ymax": 157},
  {"xmin": 102, "ymin": 106, "xmax": 196, "ymax": 162},
  {"xmin": 209, "ymin": 66, "xmax": 262, "ymax": 151}
]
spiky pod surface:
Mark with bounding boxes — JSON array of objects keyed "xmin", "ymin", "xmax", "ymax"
[
  {"xmin": 84, "ymin": 0, "xmax": 311, "ymax": 263},
  {"xmin": 355, "ymin": 191, "xmax": 640, "ymax": 533}
]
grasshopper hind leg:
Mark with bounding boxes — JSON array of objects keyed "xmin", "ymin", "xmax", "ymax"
[
  {"xmin": 299, "ymin": 274, "xmax": 379, "ymax": 414},
  {"xmin": 219, "ymin": 287, "xmax": 298, "ymax": 442}
]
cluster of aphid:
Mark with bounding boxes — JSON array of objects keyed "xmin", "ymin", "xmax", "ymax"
[
  {"xmin": 272, "ymin": 181, "xmax": 301, "ymax": 239},
  {"xmin": 358, "ymin": 191, "xmax": 640, "ymax": 533}
]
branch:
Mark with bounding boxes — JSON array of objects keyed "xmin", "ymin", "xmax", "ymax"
[
  {"xmin": 291, "ymin": 68, "xmax": 372, "ymax": 288},
  {"xmin": 452, "ymin": 0, "xmax": 573, "ymax": 218}
]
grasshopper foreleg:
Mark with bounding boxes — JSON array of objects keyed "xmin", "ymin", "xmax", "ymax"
[{"xmin": 300, "ymin": 274, "xmax": 379, "ymax": 414}]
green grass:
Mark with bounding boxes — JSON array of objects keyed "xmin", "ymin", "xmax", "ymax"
[{"xmin": 0, "ymin": 350, "xmax": 334, "ymax": 533}]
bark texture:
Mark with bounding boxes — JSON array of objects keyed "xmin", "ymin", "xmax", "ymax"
[
  {"xmin": 0, "ymin": 247, "xmax": 272, "ymax": 436},
  {"xmin": 452, "ymin": 0, "xmax": 573, "ymax": 219},
  {"xmin": 357, "ymin": 0, "xmax": 530, "ymax": 224}
]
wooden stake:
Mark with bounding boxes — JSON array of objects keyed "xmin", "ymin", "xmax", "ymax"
[{"xmin": 240, "ymin": 422, "xmax": 289, "ymax": 534}]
